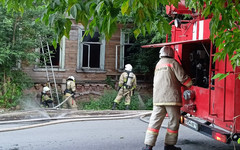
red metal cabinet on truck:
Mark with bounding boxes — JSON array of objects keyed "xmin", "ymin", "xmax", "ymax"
[{"xmin": 142, "ymin": 1, "xmax": 240, "ymax": 144}]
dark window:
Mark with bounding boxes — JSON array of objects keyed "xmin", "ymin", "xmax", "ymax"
[
  {"xmin": 81, "ymin": 31, "xmax": 101, "ymax": 68},
  {"xmin": 40, "ymin": 44, "xmax": 60, "ymax": 67},
  {"xmin": 123, "ymin": 32, "xmax": 136, "ymax": 66},
  {"xmin": 82, "ymin": 31, "xmax": 100, "ymax": 42}
]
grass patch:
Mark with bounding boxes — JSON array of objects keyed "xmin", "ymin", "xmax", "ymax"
[{"xmin": 78, "ymin": 89, "xmax": 153, "ymax": 110}]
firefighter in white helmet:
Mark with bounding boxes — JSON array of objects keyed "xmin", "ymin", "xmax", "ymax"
[
  {"xmin": 63, "ymin": 76, "xmax": 77, "ymax": 109},
  {"xmin": 142, "ymin": 46, "xmax": 192, "ymax": 150},
  {"xmin": 112, "ymin": 64, "xmax": 137, "ymax": 110},
  {"xmin": 41, "ymin": 86, "xmax": 53, "ymax": 108}
]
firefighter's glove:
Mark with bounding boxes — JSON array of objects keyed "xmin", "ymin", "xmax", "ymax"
[
  {"xmin": 72, "ymin": 92, "xmax": 75, "ymax": 98},
  {"xmin": 130, "ymin": 90, "xmax": 134, "ymax": 96},
  {"xmin": 118, "ymin": 87, "xmax": 121, "ymax": 91}
]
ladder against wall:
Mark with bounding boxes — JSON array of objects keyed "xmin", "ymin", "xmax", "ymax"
[{"xmin": 40, "ymin": 40, "xmax": 60, "ymax": 106}]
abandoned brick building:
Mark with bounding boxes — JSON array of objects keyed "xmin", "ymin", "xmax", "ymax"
[{"xmin": 22, "ymin": 22, "xmax": 152, "ymax": 104}]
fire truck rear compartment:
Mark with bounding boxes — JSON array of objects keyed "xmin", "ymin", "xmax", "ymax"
[{"xmin": 181, "ymin": 41, "xmax": 214, "ymax": 88}]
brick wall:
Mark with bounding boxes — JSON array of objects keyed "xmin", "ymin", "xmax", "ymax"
[{"xmin": 22, "ymin": 22, "xmax": 153, "ymax": 102}]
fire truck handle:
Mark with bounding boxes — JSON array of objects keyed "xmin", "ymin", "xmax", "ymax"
[{"xmin": 174, "ymin": 49, "xmax": 182, "ymax": 65}]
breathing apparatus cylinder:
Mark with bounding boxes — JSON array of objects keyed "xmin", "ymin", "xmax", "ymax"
[{"xmin": 126, "ymin": 72, "xmax": 134, "ymax": 88}]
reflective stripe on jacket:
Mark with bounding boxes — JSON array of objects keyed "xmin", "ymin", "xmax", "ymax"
[
  {"xmin": 153, "ymin": 57, "xmax": 192, "ymax": 106},
  {"xmin": 42, "ymin": 94, "xmax": 52, "ymax": 102}
]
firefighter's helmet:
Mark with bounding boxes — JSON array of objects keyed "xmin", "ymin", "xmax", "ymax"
[
  {"xmin": 43, "ymin": 86, "xmax": 50, "ymax": 94},
  {"xmin": 67, "ymin": 76, "xmax": 75, "ymax": 81},
  {"xmin": 159, "ymin": 46, "xmax": 175, "ymax": 58},
  {"xmin": 125, "ymin": 64, "xmax": 133, "ymax": 72}
]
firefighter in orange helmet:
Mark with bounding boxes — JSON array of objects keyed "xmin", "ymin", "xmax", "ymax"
[
  {"xmin": 112, "ymin": 64, "xmax": 137, "ymax": 110},
  {"xmin": 63, "ymin": 76, "xmax": 77, "ymax": 109},
  {"xmin": 142, "ymin": 46, "xmax": 192, "ymax": 150}
]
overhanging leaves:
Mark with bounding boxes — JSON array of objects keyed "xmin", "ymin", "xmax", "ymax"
[
  {"xmin": 121, "ymin": 0, "xmax": 129, "ymax": 15},
  {"xmin": 1, "ymin": 0, "xmax": 240, "ymax": 80},
  {"xmin": 212, "ymin": 72, "xmax": 230, "ymax": 80}
]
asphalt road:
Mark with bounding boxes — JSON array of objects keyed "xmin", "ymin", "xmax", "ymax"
[{"xmin": 0, "ymin": 118, "xmax": 239, "ymax": 150}]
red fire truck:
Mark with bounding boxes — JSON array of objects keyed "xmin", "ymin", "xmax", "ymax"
[{"xmin": 142, "ymin": 0, "xmax": 240, "ymax": 144}]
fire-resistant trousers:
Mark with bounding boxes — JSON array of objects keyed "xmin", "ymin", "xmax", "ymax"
[
  {"xmin": 114, "ymin": 88, "xmax": 132, "ymax": 105},
  {"xmin": 62, "ymin": 93, "xmax": 77, "ymax": 109},
  {"xmin": 144, "ymin": 105, "xmax": 181, "ymax": 146}
]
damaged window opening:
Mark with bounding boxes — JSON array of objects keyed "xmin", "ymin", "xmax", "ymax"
[
  {"xmin": 35, "ymin": 37, "xmax": 65, "ymax": 71},
  {"xmin": 39, "ymin": 44, "xmax": 60, "ymax": 68},
  {"xmin": 82, "ymin": 32, "xmax": 100, "ymax": 68},
  {"xmin": 78, "ymin": 28, "xmax": 105, "ymax": 71},
  {"xmin": 119, "ymin": 31, "xmax": 136, "ymax": 70}
]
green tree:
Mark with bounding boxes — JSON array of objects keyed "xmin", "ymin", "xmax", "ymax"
[
  {"xmin": 0, "ymin": 6, "xmax": 55, "ymax": 108},
  {"xmin": 118, "ymin": 5, "xmax": 170, "ymax": 76},
  {"xmin": 112, "ymin": 7, "xmax": 168, "ymax": 80},
  {"xmin": 1, "ymin": 0, "xmax": 239, "ymax": 79},
  {"xmin": 124, "ymin": 34, "xmax": 162, "ymax": 76},
  {"xmin": 186, "ymin": 1, "xmax": 240, "ymax": 79},
  {"xmin": 0, "ymin": 0, "xmax": 177, "ymax": 42}
]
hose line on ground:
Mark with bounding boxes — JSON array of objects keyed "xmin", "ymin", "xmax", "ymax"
[{"xmin": 0, "ymin": 111, "xmax": 152, "ymax": 132}]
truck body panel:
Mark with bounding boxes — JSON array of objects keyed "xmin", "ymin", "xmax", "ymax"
[{"xmin": 142, "ymin": 1, "xmax": 240, "ymax": 143}]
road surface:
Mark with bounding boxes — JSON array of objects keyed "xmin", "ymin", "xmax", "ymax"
[{"xmin": 0, "ymin": 118, "xmax": 239, "ymax": 150}]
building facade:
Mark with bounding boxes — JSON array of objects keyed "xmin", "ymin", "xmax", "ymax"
[{"xmin": 22, "ymin": 22, "xmax": 152, "ymax": 103}]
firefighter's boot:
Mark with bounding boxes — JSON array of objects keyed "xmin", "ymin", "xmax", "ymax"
[
  {"xmin": 142, "ymin": 145, "xmax": 153, "ymax": 150},
  {"xmin": 125, "ymin": 105, "xmax": 130, "ymax": 110},
  {"xmin": 112, "ymin": 102, "xmax": 118, "ymax": 110},
  {"xmin": 164, "ymin": 145, "xmax": 181, "ymax": 150}
]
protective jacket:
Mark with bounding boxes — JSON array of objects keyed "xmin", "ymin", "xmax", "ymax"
[
  {"xmin": 42, "ymin": 93, "xmax": 52, "ymax": 102},
  {"xmin": 41, "ymin": 93, "xmax": 53, "ymax": 107},
  {"xmin": 64, "ymin": 80, "xmax": 76, "ymax": 94},
  {"xmin": 119, "ymin": 71, "xmax": 137, "ymax": 90},
  {"xmin": 153, "ymin": 57, "xmax": 192, "ymax": 106},
  {"xmin": 63, "ymin": 79, "xmax": 77, "ymax": 109},
  {"xmin": 113, "ymin": 71, "xmax": 137, "ymax": 106}
]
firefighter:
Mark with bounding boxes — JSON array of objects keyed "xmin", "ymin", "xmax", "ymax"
[
  {"xmin": 63, "ymin": 76, "xmax": 77, "ymax": 109},
  {"xmin": 41, "ymin": 86, "xmax": 53, "ymax": 108},
  {"xmin": 142, "ymin": 46, "xmax": 192, "ymax": 150},
  {"xmin": 112, "ymin": 64, "xmax": 137, "ymax": 110}
]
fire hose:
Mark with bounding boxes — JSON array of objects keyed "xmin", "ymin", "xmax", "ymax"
[
  {"xmin": 53, "ymin": 94, "xmax": 73, "ymax": 109},
  {"xmin": 0, "ymin": 111, "xmax": 152, "ymax": 132},
  {"xmin": 53, "ymin": 91, "xmax": 102, "ymax": 109},
  {"xmin": 0, "ymin": 91, "xmax": 165, "ymax": 132}
]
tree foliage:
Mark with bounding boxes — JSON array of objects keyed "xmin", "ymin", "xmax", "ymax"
[
  {"xmin": 1, "ymin": 0, "xmax": 239, "ymax": 79},
  {"xmin": 186, "ymin": 0, "xmax": 240, "ymax": 79},
  {"xmin": 120, "ymin": 5, "xmax": 170, "ymax": 77},
  {"xmin": 0, "ymin": 5, "xmax": 55, "ymax": 108},
  {"xmin": 125, "ymin": 33, "xmax": 164, "ymax": 76},
  {"xmin": 0, "ymin": 0, "xmax": 179, "ymax": 42}
]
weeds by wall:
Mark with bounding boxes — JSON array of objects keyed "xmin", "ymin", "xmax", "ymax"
[{"xmin": 78, "ymin": 89, "xmax": 153, "ymax": 110}]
